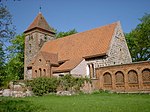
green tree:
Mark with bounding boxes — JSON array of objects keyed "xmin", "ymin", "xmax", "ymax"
[
  {"xmin": 0, "ymin": 3, "xmax": 15, "ymax": 87},
  {"xmin": 0, "ymin": 3, "xmax": 15, "ymax": 44},
  {"xmin": 0, "ymin": 43, "xmax": 6, "ymax": 86},
  {"xmin": 126, "ymin": 13, "xmax": 150, "ymax": 61},
  {"xmin": 6, "ymin": 34, "xmax": 25, "ymax": 80},
  {"xmin": 56, "ymin": 29, "xmax": 77, "ymax": 38}
]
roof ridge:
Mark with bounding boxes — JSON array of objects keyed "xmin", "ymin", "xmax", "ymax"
[{"xmin": 45, "ymin": 21, "xmax": 118, "ymax": 43}]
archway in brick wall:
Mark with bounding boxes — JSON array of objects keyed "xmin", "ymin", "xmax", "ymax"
[
  {"xmin": 115, "ymin": 71, "xmax": 125, "ymax": 90},
  {"xmin": 128, "ymin": 70, "xmax": 139, "ymax": 89},
  {"xmin": 128, "ymin": 70, "xmax": 138, "ymax": 84},
  {"xmin": 115, "ymin": 71, "xmax": 124, "ymax": 84},
  {"xmin": 103, "ymin": 72, "xmax": 112, "ymax": 89},
  {"xmin": 142, "ymin": 68, "xmax": 150, "ymax": 84}
]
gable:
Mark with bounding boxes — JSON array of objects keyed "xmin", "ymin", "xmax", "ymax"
[
  {"xmin": 106, "ymin": 22, "xmax": 132, "ymax": 65},
  {"xmin": 32, "ymin": 52, "xmax": 47, "ymax": 67}
]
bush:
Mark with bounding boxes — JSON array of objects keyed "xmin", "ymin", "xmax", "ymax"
[
  {"xmin": 28, "ymin": 75, "xmax": 91, "ymax": 96},
  {"xmin": 29, "ymin": 77, "xmax": 58, "ymax": 96},
  {"xmin": 58, "ymin": 74, "xmax": 89, "ymax": 92}
]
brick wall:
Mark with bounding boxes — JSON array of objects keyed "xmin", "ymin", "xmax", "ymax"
[{"xmin": 94, "ymin": 61, "xmax": 150, "ymax": 92}]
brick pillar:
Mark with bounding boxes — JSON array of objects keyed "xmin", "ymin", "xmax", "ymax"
[
  {"xmin": 112, "ymin": 73, "xmax": 116, "ymax": 90},
  {"xmin": 138, "ymin": 70, "xmax": 143, "ymax": 90},
  {"xmin": 124, "ymin": 72, "xmax": 129, "ymax": 92},
  {"xmin": 99, "ymin": 71, "xmax": 103, "ymax": 89}
]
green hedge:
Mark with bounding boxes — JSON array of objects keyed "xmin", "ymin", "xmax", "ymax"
[
  {"xmin": 29, "ymin": 77, "xmax": 58, "ymax": 96},
  {"xmin": 28, "ymin": 75, "xmax": 91, "ymax": 96}
]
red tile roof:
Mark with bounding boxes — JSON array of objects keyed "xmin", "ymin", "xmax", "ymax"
[
  {"xmin": 42, "ymin": 22, "xmax": 117, "ymax": 61},
  {"xmin": 24, "ymin": 13, "xmax": 55, "ymax": 33},
  {"xmin": 40, "ymin": 51, "xmax": 58, "ymax": 65},
  {"xmin": 41, "ymin": 22, "xmax": 118, "ymax": 72},
  {"xmin": 53, "ymin": 58, "xmax": 83, "ymax": 73}
]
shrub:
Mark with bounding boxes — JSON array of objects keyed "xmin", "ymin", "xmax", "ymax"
[
  {"xmin": 58, "ymin": 74, "xmax": 75, "ymax": 91},
  {"xmin": 58, "ymin": 74, "xmax": 89, "ymax": 92},
  {"xmin": 28, "ymin": 75, "xmax": 91, "ymax": 96},
  {"xmin": 29, "ymin": 77, "xmax": 58, "ymax": 96}
]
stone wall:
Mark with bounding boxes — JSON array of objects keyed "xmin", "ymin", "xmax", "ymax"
[
  {"xmin": 90, "ymin": 22, "xmax": 132, "ymax": 69},
  {"xmin": 85, "ymin": 22, "xmax": 132, "ymax": 79},
  {"xmin": 106, "ymin": 22, "xmax": 132, "ymax": 66},
  {"xmin": 94, "ymin": 61, "xmax": 150, "ymax": 92},
  {"xmin": 0, "ymin": 81, "xmax": 33, "ymax": 97}
]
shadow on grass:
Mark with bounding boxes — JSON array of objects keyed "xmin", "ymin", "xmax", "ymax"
[{"xmin": 0, "ymin": 98, "xmax": 42, "ymax": 112}]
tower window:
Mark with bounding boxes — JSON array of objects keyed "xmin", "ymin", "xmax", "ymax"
[
  {"xmin": 29, "ymin": 44, "xmax": 31, "ymax": 49},
  {"xmin": 29, "ymin": 34, "xmax": 33, "ymax": 40},
  {"xmin": 39, "ymin": 59, "xmax": 41, "ymax": 62},
  {"xmin": 44, "ymin": 34, "xmax": 47, "ymax": 40}
]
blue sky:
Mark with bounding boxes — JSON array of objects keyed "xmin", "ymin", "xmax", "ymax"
[{"xmin": 3, "ymin": 0, "xmax": 150, "ymax": 34}]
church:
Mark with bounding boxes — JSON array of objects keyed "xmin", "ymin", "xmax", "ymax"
[
  {"xmin": 24, "ymin": 12, "xmax": 132, "ymax": 79},
  {"xmin": 24, "ymin": 13, "xmax": 150, "ymax": 92}
]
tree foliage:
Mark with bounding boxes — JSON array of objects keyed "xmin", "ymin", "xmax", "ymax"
[
  {"xmin": 0, "ymin": 3, "xmax": 15, "ymax": 44},
  {"xmin": 0, "ymin": 43, "xmax": 6, "ymax": 86},
  {"xmin": 5, "ymin": 34, "xmax": 25, "ymax": 81},
  {"xmin": 0, "ymin": 3, "xmax": 15, "ymax": 87},
  {"xmin": 126, "ymin": 13, "xmax": 150, "ymax": 61},
  {"xmin": 56, "ymin": 29, "xmax": 77, "ymax": 38}
]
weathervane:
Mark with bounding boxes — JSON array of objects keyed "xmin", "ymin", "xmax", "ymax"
[{"xmin": 39, "ymin": 5, "xmax": 42, "ymax": 13}]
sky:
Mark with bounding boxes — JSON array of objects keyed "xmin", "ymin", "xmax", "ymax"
[{"xmin": 2, "ymin": 0, "xmax": 150, "ymax": 34}]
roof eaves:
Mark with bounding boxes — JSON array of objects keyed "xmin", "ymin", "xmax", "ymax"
[
  {"xmin": 83, "ymin": 53, "xmax": 107, "ymax": 59},
  {"xmin": 53, "ymin": 69, "xmax": 70, "ymax": 73},
  {"xmin": 24, "ymin": 27, "xmax": 55, "ymax": 34}
]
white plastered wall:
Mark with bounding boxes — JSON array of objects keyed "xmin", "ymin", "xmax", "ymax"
[{"xmin": 70, "ymin": 59, "xmax": 87, "ymax": 77}]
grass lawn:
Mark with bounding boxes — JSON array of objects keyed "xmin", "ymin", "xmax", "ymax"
[{"xmin": 0, "ymin": 93, "xmax": 150, "ymax": 112}]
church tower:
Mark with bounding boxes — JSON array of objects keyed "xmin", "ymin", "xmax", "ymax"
[{"xmin": 24, "ymin": 12, "xmax": 55, "ymax": 79}]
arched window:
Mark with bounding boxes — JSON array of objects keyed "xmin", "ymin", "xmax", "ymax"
[
  {"xmin": 91, "ymin": 64, "xmax": 95, "ymax": 78},
  {"xmin": 103, "ymin": 72, "xmax": 112, "ymax": 84},
  {"xmin": 39, "ymin": 68, "xmax": 42, "ymax": 77},
  {"xmin": 35, "ymin": 70, "xmax": 37, "ymax": 77},
  {"xmin": 142, "ymin": 68, "xmax": 150, "ymax": 83},
  {"xmin": 88, "ymin": 63, "xmax": 95, "ymax": 78},
  {"xmin": 43, "ymin": 69, "xmax": 46, "ymax": 76},
  {"xmin": 128, "ymin": 70, "xmax": 138, "ymax": 84},
  {"xmin": 115, "ymin": 71, "xmax": 124, "ymax": 84}
]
